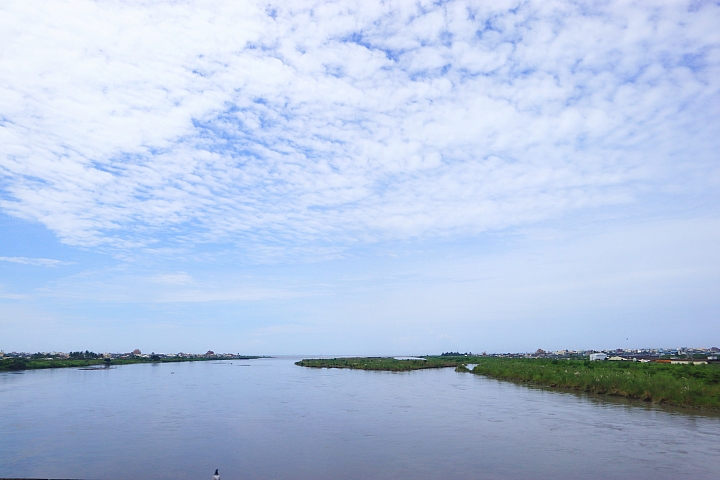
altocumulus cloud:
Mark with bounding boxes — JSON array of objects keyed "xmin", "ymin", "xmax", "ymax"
[{"xmin": 1, "ymin": 0, "xmax": 719, "ymax": 255}]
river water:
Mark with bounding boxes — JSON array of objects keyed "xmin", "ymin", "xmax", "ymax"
[{"xmin": 1, "ymin": 356, "xmax": 719, "ymax": 480}]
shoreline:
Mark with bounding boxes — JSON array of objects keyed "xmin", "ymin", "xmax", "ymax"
[
  {"xmin": 0, "ymin": 356, "xmax": 264, "ymax": 372},
  {"xmin": 296, "ymin": 356, "xmax": 720, "ymax": 411}
]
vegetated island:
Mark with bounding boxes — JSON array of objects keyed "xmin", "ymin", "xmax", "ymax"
[
  {"xmin": 295, "ymin": 355, "xmax": 720, "ymax": 411},
  {"xmin": 296, "ymin": 356, "xmax": 462, "ymax": 371},
  {"xmin": 0, "ymin": 350, "xmax": 264, "ymax": 371}
]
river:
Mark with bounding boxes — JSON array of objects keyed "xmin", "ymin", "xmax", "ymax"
[{"xmin": 1, "ymin": 356, "xmax": 718, "ymax": 479}]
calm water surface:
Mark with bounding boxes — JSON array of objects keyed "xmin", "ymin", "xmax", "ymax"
[{"xmin": 1, "ymin": 356, "xmax": 719, "ymax": 480}]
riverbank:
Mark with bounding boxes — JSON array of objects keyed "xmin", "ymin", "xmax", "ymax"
[
  {"xmin": 468, "ymin": 357, "xmax": 720, "ymax": 410},
  {"xmin": 0, "ymin": 355, "xmax": 263, "ymax": 371},
  {"xmin": 295, "ymin": 356, "xmax": 481, "ymax": 372},
  {"xmin": 295, "ymin": 356, "xmax": 465, "ymax": 371},
  {"xmin": 296, "ymin": 356, "xmax": 720, "ymax": 410}
]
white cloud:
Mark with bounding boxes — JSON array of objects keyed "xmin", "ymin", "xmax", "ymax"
[
  {"xmin": 0, "ymin": 0, "xmax": 718, "ymax": 256},
  {"xmin": 0, "ymin": 256, "xmax": 72, "ymax": 267},
  {"xmin": 0, "ymin": 292, "xmax": 27, "ymax": 300},
  {"xmin": 150, "ymin": 272, "xmax": 193, "ymax": 285}
]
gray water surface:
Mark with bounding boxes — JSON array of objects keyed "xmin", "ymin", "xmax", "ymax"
[{"xmin": 1, "ymin": 356, "xmax": 719, "ymax": 480}]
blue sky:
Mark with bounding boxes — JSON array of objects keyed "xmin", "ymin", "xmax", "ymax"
[{"xmin": 1, "ymin": 0, "xmax": 719, "ymax": 354}]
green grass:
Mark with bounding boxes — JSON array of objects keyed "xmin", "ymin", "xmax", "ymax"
[
  {"xmin": 295, "ymin": 356, "xmax": 469, "ymax": 371},
  {"xmin": 296, "ymin": 356, "xmax": 720, "ymax": 411},
  {"xmin": 470, "ymin": 358, "xmax": 720, "ymax": 410},
  {"xmin": 0, "ymin": 355, "xmax": 259, "ymax": 371}
]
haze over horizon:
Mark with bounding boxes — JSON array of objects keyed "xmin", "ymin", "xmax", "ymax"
[{"xmin": 1, "ymin": 0, "xmax": 719, "ymax": 355}]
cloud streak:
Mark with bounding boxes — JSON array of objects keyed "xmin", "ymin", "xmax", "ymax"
[
  {"xmin": 1, "ymin": 0, "xmax": 718, "ymax": 257},
  {"xmin": 0, "ymin": 256, "xmax": 72, "ymax": 267}
]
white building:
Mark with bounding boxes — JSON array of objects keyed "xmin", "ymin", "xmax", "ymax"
[{"xmin": 589, "ymin": 353, "xmax": 607, "ymax": 361}]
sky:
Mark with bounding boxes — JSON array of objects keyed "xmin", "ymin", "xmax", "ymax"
[{"xmin": 1, "ymin": 0, "xmax": 719, "ymax": 355}]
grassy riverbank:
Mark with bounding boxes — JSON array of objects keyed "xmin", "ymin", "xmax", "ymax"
[
  {"xmin": 0, "ymin": 355, "xmax": 261, "ymax": 371},
  {"xmin": 296, "ymin": 356, "xmax": 720, "ymax": 410},
  {"xmin": 469, "ymin": 358, "xmax": 720, "ymax": 410},
  {"xmin": 295, "ymin": 356, "xmax": 466, "ymax": 371}
]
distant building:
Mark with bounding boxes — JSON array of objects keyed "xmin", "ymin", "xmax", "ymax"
[
  {"xmin": 670, "ymin": 359, "xmax": 708, "ymax": 365},
  {"xmin": 132, "ymin": 349, "xmax": 141, "ymax": 355},
  {"xmin": 589, "ymin": 353, "xmax": 607, "ymax": 361}
]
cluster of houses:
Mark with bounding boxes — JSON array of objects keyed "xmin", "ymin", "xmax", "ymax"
[
  {"xmin": 477, "ymin": 346, "xmax": 720, "ymax": 363},
  {"xmin": 587, "ymin": 351, "xmax": 718, "ymax": 364},
  {"xmin": 4, "ymin": 346, "xmax": 719, "ymax": 363},
  {"xmin": 0, "ymin": 349, "xmax": 244, "ymax": 360}
]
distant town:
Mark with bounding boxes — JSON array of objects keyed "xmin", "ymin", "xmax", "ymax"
[
  {"xmin": 440, "ymin": 346, "xmax": 720, "ymax": 363},
  {"xmin": 2, "ymin": 347, "xmax": 718, "ymax": 362},
  {"xmin": 0, "ymin": 349, "xmax": 251, "ymax": 360}
]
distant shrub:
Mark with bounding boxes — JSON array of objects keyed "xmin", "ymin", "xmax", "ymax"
[{"xmin": 0, "ymin": 358, "xmax": 29, "ymax": 370}]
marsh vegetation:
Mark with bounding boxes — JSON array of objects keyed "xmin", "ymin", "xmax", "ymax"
[
  {"xmin": 296, "ymin": 356, "xmax": 720, "ymax": 410},
  {"xmin": 295, "ymin": 356, "xmax": 466, "ymax": 371},
  {"xmin": 470, "ymin": 357, "xmax": 720, "ymax": 410}
]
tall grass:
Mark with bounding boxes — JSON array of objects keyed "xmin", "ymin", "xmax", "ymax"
[{"xmin": 471, "ymin": 358, "xmax": 720, "ymax": 410}]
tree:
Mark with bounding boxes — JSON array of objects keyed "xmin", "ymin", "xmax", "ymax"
[{"xmin": 6, "ymin": 357, "xmax": 28, "ymax": 370}]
